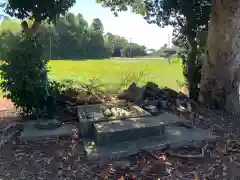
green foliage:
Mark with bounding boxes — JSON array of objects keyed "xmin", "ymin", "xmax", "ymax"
[
  {"xmin": 119, "ymin": 70, "xmax": 148, "ymax": 89},
  {"xmin": 122, "ymin": 43, "xmax": 147, "ymax": 57},
  {"xmin": 174, "ymin": 23, "xmax": 207, "ymax": 98},
  {"xmin": 96, "ymin": 0, "xmax": 147, "ymax": 16},
  {"xmin": 91, "ymin": 18, "xmax": 104, "ymax": 33},
  {"xmin": 5, "ymin": 0, "xmax": 76, "ymax": 22},
  {"xmin": 0, "ymin": 13, "xmax": 147, "ymax": 59},
  {"xmin": 59, "ymin": 78, "xmax": 106, "ymax": 99},
  {"xmin": 0, "ymin": 37, "xmax": 56, "ymax": 117},
  {"xmin": 79, "ymin": 78, "xmax": 104, "ymax": 95},
  {"xmin": 179, "ymin": 50, "xmax": 203, "ymax": 92},
  {"xmin": 97, "ymin": 0, "xmax": 211, "ymax": 30},
  {"xmin": 97, "ymin": 0, "xmax": 211, "ymax": 100},
  {"xmin": 0, "ymin": 0, "xmax": 76, "ymax": 119}
]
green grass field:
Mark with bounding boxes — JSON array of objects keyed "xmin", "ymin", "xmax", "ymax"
[
  {"xmin": 0, "ymin": 58, "xmax": 184, "ymax": 96},
  {"xmin": 48, "ymin": 57, "xmax": 184, "ymax": 90}
]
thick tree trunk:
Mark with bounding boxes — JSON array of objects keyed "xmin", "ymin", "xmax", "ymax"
[{"xmin": 199, "ymin": 1, "xmax": 240, "ymax": 113}]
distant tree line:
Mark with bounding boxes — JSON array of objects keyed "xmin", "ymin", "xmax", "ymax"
[
  {"xmin": 147, "ymin": 43, "xmax": 182, "ymax": 59},
  {"xmin": 0, "ymin": 13, "xmax": 147, "ymax": 60}
]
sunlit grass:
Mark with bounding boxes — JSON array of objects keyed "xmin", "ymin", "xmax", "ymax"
[
  {"xmin": 48, "ymin": 57, "xmax": 184, "ymax": 89},
  {"xmin": 0, "ymin": 58, "xmax": 184, "ymax": 97}
]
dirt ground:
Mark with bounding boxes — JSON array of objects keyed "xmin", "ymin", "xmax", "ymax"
[{"xmin": 2, "ymin": 97, "xmax": 240, "ymax": 180}]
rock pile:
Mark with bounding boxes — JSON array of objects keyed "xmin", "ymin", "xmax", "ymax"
[{"xmin": 118, "ymin": 82, "xmax": 194, "ymax": 113}]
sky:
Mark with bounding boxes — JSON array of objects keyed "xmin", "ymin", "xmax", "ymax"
[
  {"xmin": 0, "ymin": 0, "xmax": 7, "ymax": 24},
  {"xmin": 0, "ymin": 0, "xmax": 173, "ymax": 50},
  {"xmin": 70, "ymin": 0, "xmax": 173, "ymax": 50}
]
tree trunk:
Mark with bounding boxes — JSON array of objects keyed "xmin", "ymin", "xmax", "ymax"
[
  {"xmin": 186, "ymin": 32, "xmax": 198, "ymax": 100},
  {"xmin": 199, "ymin": 0, "xmax": 240, "ymax": 114}
]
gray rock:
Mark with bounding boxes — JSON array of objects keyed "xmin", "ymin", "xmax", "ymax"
[
  {"xmin": 159, "ymin": 99, "xmax": 168, "ymax": 109},
  {"xmin": 162, "ymin": 88, "xmax": 179, "ymax": 99},
  {"xmin": 118, "ymin": 82, "xmax": 145, "ymax": 104},
  {"xmin": 146, "ymin": 82, "xmax": 159, "ymax": 90},
  {"xmin": 145, "ymin": 97, "xmax": 159, "ymax": 106},
  {"xmin": 144, "ymin": 82, "xmax": 160, "ymax": 98}
]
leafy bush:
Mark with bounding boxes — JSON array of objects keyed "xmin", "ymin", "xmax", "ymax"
[
  {"xmin": 179, "ymin": 51, "xmax": 203, "ymax": 98},
  {"xmin": 60, "ymin": 78, "xmax": 106, "ymax": 97},
  {"xmin": 0, "ymin": 37, "xmax": 56, "ymax": 117}
]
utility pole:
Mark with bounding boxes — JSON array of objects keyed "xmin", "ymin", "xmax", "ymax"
[
  {"xmin": 129, "ymin": 37, "xmax": 132, "ymax": 58},
  {"xmin": 112, "ymin": 36, "xmax": 116, "ymax": 58},
  {"xmin": 168, "ymin": 33, "xmax": 171, "ymax": 64},
  {"xmin": 168, "ymin": 33, "xmax": 171, "ymax": 48},
  {"xmin": 49, "ymin": 35, "xmax": 52, "ymax": 60}
]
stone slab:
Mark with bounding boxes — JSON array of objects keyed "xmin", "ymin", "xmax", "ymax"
[
  {"xmin": 94, "ymin": 112, "xmax": 186, "ymax": 133},
  {"xmin": 94, "ymin": 117, "xmax": 165, "ymax": 145},
  {"xmin": 94, "ymin": 112, "xmax": 188, "ymax": 145},
  {"xmin": 157, "ymin": 112, "xmax": 189, "ymax": 124},
  {"xmin": 77, "ymin": 104, "xmax": 151, "ymax": 138},
  {"xmin": 19, "ymin": 121, "xmax": 78, "ymax": 140},
  {"xmin": 84, "ymin": 126, "xmax": 218, "ymax": 161},
  {"xmin": 165, "ymin": 126, "xmax": 214, "ymax": 148}
]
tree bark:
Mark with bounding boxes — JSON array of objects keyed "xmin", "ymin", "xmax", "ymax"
[
  {"xmin": 186, "ymin": 32, "xmax": 198, "ymax": 100},
  {"xmin": 199, "ymin": 0, "xmax": 240, "ymax": 113}
]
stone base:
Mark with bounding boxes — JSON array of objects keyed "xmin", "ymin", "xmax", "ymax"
[
  {"xmin": 78, "ymin": 104, "xmax": 151, "ymax": 138},
  {"xmin": 19, "ymin": 121, "xmax": 78, "ymax": 140},
  {"xmin": 83, "ymin": 126, "xmax": 218, "ymax": 161},
  {"xmin": 94, "ymin": 118, "xmax": 166, "ymax": 145},
  {"xmin": 93, "ymin": 112, "xmax": 190, "ymax": 145}
]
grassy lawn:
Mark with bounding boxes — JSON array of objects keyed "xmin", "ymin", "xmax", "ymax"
[
  {"xmin": 0, "ymin": 58, "xmax": 184, "ymax": 97},
  {"xmin": 48, "ymin": 58, "xmax": 184, "ymax": 90}
]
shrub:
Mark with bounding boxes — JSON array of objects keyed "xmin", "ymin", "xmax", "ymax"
[
  {"xmin": 0, "ymin": 37, "xmax": 56, "ymax": 117},
  {"xmin": 179, "ymin": 51, "xmax": 203, "ymax": 99}
]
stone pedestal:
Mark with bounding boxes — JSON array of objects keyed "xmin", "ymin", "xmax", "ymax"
[{"xmin": 19, "ymin": 120, "xmax": 77, "ymax": 140}]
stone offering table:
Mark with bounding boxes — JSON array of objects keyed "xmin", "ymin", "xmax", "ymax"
[
  {"xmin": 78, "ymin": 105, "xmax": 218, "ymax": 161},
  {"xmin": 77, "ymin": 103, "xmax": 151, "ymax": 137}
]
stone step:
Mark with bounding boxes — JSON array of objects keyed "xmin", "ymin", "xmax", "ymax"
[
  {"xmin": 94, "ymin": 112, "xmax": 187, "ymax": 145},
  {"xmin": 94, "ymin": 112, "xmax": 192, "ymax": 146},
  {"xmin": 94, "ymin": 117, "xmax": 165, "ymax": 145},
  {"xmin": 19, "ymin": 121, "xmax": 78, "ymax": 141},
  {"xmin": 84, "ymin": 125, "xmax": 219, "ymax": 161}
]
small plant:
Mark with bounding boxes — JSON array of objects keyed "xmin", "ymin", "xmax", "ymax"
[
  {"xmin": 60, "ymin": 78, "xmax": 107, "ymax": 101},
  {"xmin": 119, "ymin": 69, "xmax": 148, "ymax": 89},
  {"xmin": 80, "ymin": 78, "xmax": 105, "ymax": 95},
  {"xmin": 0, "ymin": 37, "xmax": 56, "ymax": 117}
]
